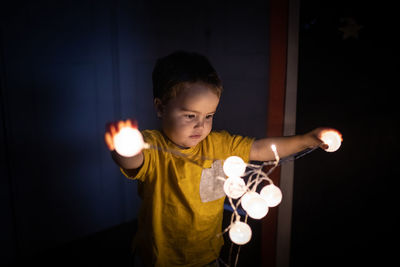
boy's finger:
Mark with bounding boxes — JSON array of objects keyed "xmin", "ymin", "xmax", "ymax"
[
  {"xmin": 117, "ymin": 120, "xmax": 125, "ymax": 131},
  {"xmin": 130, "ymin": 119, "xmax": 138, "ymax": 128},
  {"xmin": 319, "ymin": 142, "xmax": 329, "ymax": 150},
  {"xmin": 105, "ymin": 122, "xmax": 112, "ymax": 132},
  {"xmin": 110, "ymin": 124, "xmax": 117, "ymax": 136},
  {"xmin": 104, "ymin": 132, "xmax": 115, "ymax": 151},
  {"xmin": 125, "ymin": 119, "xmax": 132, "ymax": 128}
]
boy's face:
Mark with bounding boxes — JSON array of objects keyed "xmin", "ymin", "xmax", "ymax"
[{"xmin": 156, "ymin": 82, "xmax": 220, "ymax": 149}]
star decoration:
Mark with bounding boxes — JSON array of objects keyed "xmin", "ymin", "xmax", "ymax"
[{"xmin": 338, "ymin": 17, "xmax": 363, "ymax": 40}]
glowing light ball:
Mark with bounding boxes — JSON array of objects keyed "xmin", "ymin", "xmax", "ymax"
[
  {"xmin": 229, "ymin": 221, "xmax": 252, "ymax": 245},
  {"xmin": 223, "ymin": 156, "xmax": 246, "ymax": 177},
  {"xmin": 320, "ymin": 130, "xmax": 342, "ymax": 152},
  {"xmin": 113, "ymin": 127, "xmax": 145, "ymax": 157},
  {"xmin": 223, "ymin": 176, "xmax": 246, "ymax": 199},
  {"xmin": 240, "ymin": 191, "xmax": 259, "ymax": 212},
  {"xmin": 271, "ymin": 144, "xmax": 280, "ymax": 161},
  {"xmin": 245, "ymin": 195, "xmax": 269, "ymax": 219},
  {"xmin": 271, "ymin": 144, "xmax": 277, "ymax": 152},
  {"xmin": 260, "ymin": 184, "xmax": 282, "ymax": 207}
]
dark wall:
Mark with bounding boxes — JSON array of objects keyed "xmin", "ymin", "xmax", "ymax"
[
  {"xmin": 0, "ymin": 0, "xmax": 144, "ymax": 263},
  {"xmin": 292, "ymin": 1, "xmax": 398, "ymax": 266},
  {"xmin": 0, "ymin": 0, "xmax": 270, "ymax": 264}
]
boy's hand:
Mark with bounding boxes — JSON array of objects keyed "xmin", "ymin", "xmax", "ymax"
[
  {"xmin": 305, "ymin": 127, "xmax": 341, "ymax": 150},
  {"xmin": 250, "ymin": 127, "xmax": 342, "ymax": 161},
  {"xmin": 104, "ymin": 119, "xmax": 138, "ymax": 151}
]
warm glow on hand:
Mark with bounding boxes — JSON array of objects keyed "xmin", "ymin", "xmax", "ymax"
[
  {"xmin": 104, "ymin": 119, "xmax": 145, "ymax": 157},
  {"xmin": 320, "ymin": 130, "xmax": 343, "ymax": 152},
  {"xmin": 114, "ymin": 127, "xmax": 145, "ymax": 157}
]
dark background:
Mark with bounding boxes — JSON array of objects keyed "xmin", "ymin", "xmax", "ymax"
[
  {"xmin": 1, "ymin": 0, "xmax": 398, "ymax": 266},
  {"xmin": 293, "ymin": 1, "xmax": 398, "ymax": 266}
]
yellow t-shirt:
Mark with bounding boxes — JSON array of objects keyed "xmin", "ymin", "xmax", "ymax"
[{"xmin": 121, "ymin": 130, "xmax": 254, "ymax": 267}]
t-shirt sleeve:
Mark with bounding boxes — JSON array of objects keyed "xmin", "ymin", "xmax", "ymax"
[
  {"xmin": 229, "ymin": 134, "xmax": 254, "ymax": 163},
  {"xmin": 213, "ymin": 131, "xmax": 254, "ymax": 163},
  {"xmin": 120, "ymin": 148, "xmax": 151, "ymax": 182}
]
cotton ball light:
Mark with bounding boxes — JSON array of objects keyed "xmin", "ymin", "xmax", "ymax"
[
  {"xmin": 229, "ymin": 221, "xmax": 252, "ymax": 245},
  {"xmin": 223, "ymin": 156, "xmax": 246, "ymax": 177},
  {"xmin": 260, "ymin": 184, "xmax": 282, "ymax": 207},
  {"xmin": 113, "ymin": 127, "xmax": 145, "ymax": 157},
  {"xmin": 320, "ymin": 130, "xmax": 342, "ymax": 152},
  {"xmin": 223, "ymin": 176, "xmax": 246, "ymax": 199},
  {"xmin": 245, "ymin": 194, "xmax": 269, "ymax": 219},
  {"xmin": 240, "ymin": 191, "xmax": 259, "ymax": 212}
]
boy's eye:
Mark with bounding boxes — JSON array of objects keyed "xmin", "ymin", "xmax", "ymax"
[
  {"xmin": 206, "ymin": 114, "xmax": 214, "ymax": 120},
  {"xmin": 184, "ymin": 114, "xmax": 196, "ymax": 119}
]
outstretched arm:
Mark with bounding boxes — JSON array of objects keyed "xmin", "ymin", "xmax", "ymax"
[{"xmin": 249, "ymin": 127, "xmax": 330, "ymax": 162}]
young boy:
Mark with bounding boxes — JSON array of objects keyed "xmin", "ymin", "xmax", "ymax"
[{"xmin": 105, "ymin": 51, "xmax": 330, "ymax": 267}]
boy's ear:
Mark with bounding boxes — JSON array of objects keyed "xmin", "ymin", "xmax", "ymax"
[{"xmin": 153, "ymin": 98, "xmax": 164, "ymax": 118}]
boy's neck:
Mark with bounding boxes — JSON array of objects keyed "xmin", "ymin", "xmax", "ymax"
[{"xmin": 160, "ymin": 129, "xmax": 192, "ymax": 150}]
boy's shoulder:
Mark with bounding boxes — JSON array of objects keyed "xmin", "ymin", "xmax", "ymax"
[
  {"xmin": 141, "ymin": 129, "xmax": 162, "ymax": 136},
  {"xmin": 206, "ymin": 130, "xmax": 249, "ymax": 145},
  {"xmin": 207, "ymin": 130, "xmax": 231, "ymax": 139},
  {"xmin": 140, "ymin": 129, "xmax": 249, "ymax": 147},
  {"xmin": 208, "ymin": 130, "xmax": 245, "ymax": 139},
  {"xmin": 141, "ymin": 129, "xmax": 164, "ymax": 143},
  {"xmin": 141, "ymin": 129, "xmax": 238, "ymax": 140}
]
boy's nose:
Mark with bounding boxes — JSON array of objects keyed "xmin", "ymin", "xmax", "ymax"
[{"xmin": 195, "ymin": 117, "xmax": 205, "ymax": 128}]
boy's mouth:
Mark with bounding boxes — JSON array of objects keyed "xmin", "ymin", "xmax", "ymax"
[{"xmin": 189, "ymin": 134, "xmax": 202, "ymax": 139}]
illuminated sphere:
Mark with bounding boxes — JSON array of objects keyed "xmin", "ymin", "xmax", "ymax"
[
  {"xmin": 113, "ymin": 127, "xmax": 145, "ymax": 157},
  {"xmin": 260, "ymin": 184, "xmax": 282, "ymax": 207},
  {"xmin": 320, "ymin": 130, "xmax": 342, "ymax": 152},
  {"xmin": 229, "ymin": 221, "xmax": 252, "ymax": 245},
  {"xmin": 245, "ymin": 195, "xmax": 269, "ymax": 219},
  {"xmin": 240, "ymin": 191, "xmax": 259, "ymax": 212},
  {"xmin": 223, "ymin": 156, "xmax": 246, "ymax": 177},
  {"xmin": 223, "ymin": 176, "xmax": 246, "ymax": 199}
]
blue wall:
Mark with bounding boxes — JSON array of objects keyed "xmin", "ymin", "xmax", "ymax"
[{"xmin": 0, "ymin": 0, "xmax": 270, "ymax": 264}]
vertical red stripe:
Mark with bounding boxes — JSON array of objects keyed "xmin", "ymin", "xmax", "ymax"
[{"xmin": 262, "ymin": 0, "xmax": 288, "ymax": 266}]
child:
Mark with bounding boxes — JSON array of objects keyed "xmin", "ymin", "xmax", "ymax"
[{"xmin": 105, "ymin": 51, "xmax": 330, "ymax": 267}]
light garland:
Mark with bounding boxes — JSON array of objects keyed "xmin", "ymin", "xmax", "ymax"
[{"xmin": 221, "ymin": 145, "xmax": 280, "ymax": 246}]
